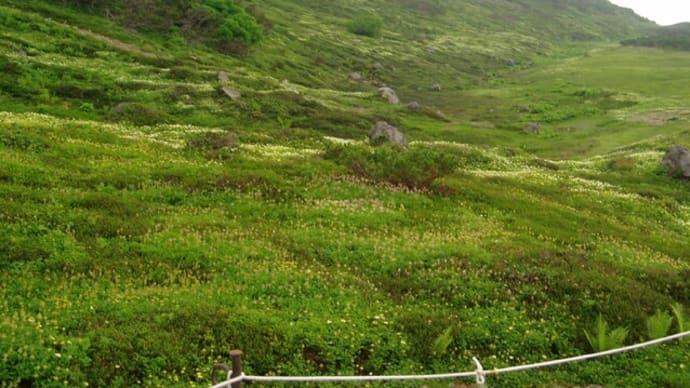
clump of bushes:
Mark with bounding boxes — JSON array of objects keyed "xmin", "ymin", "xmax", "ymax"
[
  {"xmin": 324, "ymin": 143, "xmax": 458, "ymax": 190},
  {"xmin": 108, "ymin": 102, "xmax": 171, "ymax": 126},
  {"xmin": 69, "ymin": 0, "xmax": 263, "ymax": 51},
  {"xmin": 206, "ymin": 0, "xmax": 263, "ymax": 45},
  {"xmin": 347, "ymin": 15, "xmax": 383, "ymax": 38},
  {"xmin": 186, "ymin": 131, "xmax": 239, "ymax": 160},
  {"xmin": 608, "ymin": 156, "xmax": 636, "ymax": 172}
]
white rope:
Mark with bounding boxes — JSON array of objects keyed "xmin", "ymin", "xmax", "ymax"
[
  {"xmin": 487, "ymin": 330, "xmax": 689, "ymax": 376},
  {"xmin": 210, "ymin": 331, "xmax": 689, "ymax": 386},
  {"xmin": 209, "ymin": 372, "xmax": 245, "ymax": 388}
]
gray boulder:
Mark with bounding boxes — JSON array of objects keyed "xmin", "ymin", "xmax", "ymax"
[
  {"xmin": 525, "ymin": 122, "xmax": 541, "ymax": 134},
  {"xmin": 407, "ymin": 101, "xmax": 421, "ymax": 111},
  {"xmin": 350, "ymin": 72, "xmax": 362, "ymax": 81},
  {"xmin": 369, "ymin": 121, "xmax": 408, "ymax": 146},
  {"xmin": 378, "ymin": 87, "xmax": 400, "ymax": 104},
  {"xmin": 431, "ymin": 83, "xmax": 442, "ymax": 92},
  {"xmin": 662, "ymin": 145, "xmax": 690, "ymax": 178},
  {"xmin": 218, "ymin": 87, "xmax": 241, "ymax": 101},
  {"xmin": 217, "ymin": 71, "xmax": 229, "ymax": 83}
]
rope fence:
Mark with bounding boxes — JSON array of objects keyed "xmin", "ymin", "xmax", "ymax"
[{"xmin": 210, "ymin": 330, "xmax": 690, "ymax": 388}]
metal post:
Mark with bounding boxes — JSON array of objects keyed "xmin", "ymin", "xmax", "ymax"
[{"xmin": 230, "ymin": 350, "xmax": 244, "ymax": 388}]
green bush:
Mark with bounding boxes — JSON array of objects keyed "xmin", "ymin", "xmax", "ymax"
[
  {"xmin": 68, "ymin": 0, "xmax": 263, "ymax": 49},
  {"xmin": 324, "ymin": 143, "xmax": 458, "ymax": 190},
  {"xmin": 201, "ymin": 0, "xmax": 263, "ymax": 46},
  {"xmin": 347, "ymin": 15, "xmax": 383, "ymax": 38}
]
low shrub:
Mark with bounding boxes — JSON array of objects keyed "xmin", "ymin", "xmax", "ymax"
[
  {"xmin": 186, "ymin": 131, "xmax": 239, "ymax": 159},
  {"xmin": 324, "ymin": 143, "xmax": 458, "ymax": 190},
  {"xmin": 608, "ymin": 156, "xmax": 636, "ymax": 172},
  {"xmin": 347, "ymin": 15, "xmax": 383, "ymax": 38},
  {"xmin": 108, "ymin": 103, "xmax": 172, "ymax": 126}
]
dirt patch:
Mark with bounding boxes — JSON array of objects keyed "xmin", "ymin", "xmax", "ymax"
[
  {"xmin": 70, "ymin": 26, "xmax": 162, "ymax": 59},
  {"xmin": 627, "ymin": 111, "xmax": 684, "ymax": 126}
]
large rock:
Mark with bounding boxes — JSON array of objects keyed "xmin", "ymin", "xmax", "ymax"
[
  {"xmin": 378, "ymin": 87, "xmax": 399, "ymax": 104},
  {"xmin": 369, "ymin": 121, "xmax": 408, "ymax": 146},
  {"xmin": 662, "ymin": 144, "xmax": 690, "ymax": 178},
  {"xmin": 218, "ymin": 87, "xmax": 241, "ymax": 101}
]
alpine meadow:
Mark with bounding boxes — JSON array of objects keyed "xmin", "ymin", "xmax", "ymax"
[{"xmin": 0, "ymin": 0, "xmax": 689, "ymax": 387}]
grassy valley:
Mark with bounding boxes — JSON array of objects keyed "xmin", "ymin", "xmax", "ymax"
[{"xmin": 0, "ymin": 1, "xmax": 689, "ymax": 387}]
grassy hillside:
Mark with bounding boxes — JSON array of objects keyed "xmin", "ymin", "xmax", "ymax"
[{"xmin": 1, "ymin": 1, "xmax": 689, "ymax": 387}]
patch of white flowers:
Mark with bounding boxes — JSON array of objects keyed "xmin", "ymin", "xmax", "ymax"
[{"xmin": 240, "ymin": 144, "xmax": 319, "ymax": 161}]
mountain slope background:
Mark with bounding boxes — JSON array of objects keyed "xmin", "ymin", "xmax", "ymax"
[{"xmin": 1, "ymin": 0, "xmax": 689, "ymax": 387}]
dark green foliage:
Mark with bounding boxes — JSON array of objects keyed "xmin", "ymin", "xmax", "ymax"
[
  {"xmin": 324, "ymin": 143, "xmax": 458, "ymax": 189},
  {"xmin": 205, "ymin": 0, "xmax": 263, "ymax": 45},
  {"xmin": 65, "ymin": 0, "xmax": 263, "ymax": 49},
  {"xmin": 347, "ymin": 15, "xmax": 383, "ymax": 38},
  {"xmin": 108, "ymin": 103, "xmax": 172, "ymax": 126}
]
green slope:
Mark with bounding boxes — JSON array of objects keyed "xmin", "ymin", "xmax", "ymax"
[{"xmin": 0, "ymin": 1, "xmax": 689, "ymax": 387}]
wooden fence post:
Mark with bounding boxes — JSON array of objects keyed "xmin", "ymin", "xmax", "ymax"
[{"xmin": 230, "ymin": 349, "xmax": 244, "ymax": 388}]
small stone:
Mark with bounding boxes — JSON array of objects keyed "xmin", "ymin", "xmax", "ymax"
[
  {"xmin": 350, "ymin": 72, "xmax": 362, "ymax": 81},
  {"xmin": 218, "ymin": 87, "xmax": 241, "ymax": 101},
  {"xmin": 431, "ymin": 83, "xmax": 442, "ymax": 92},
  {"xmin": 217, "ymin": 71, "xmax": 229, "ymax": 83}
]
